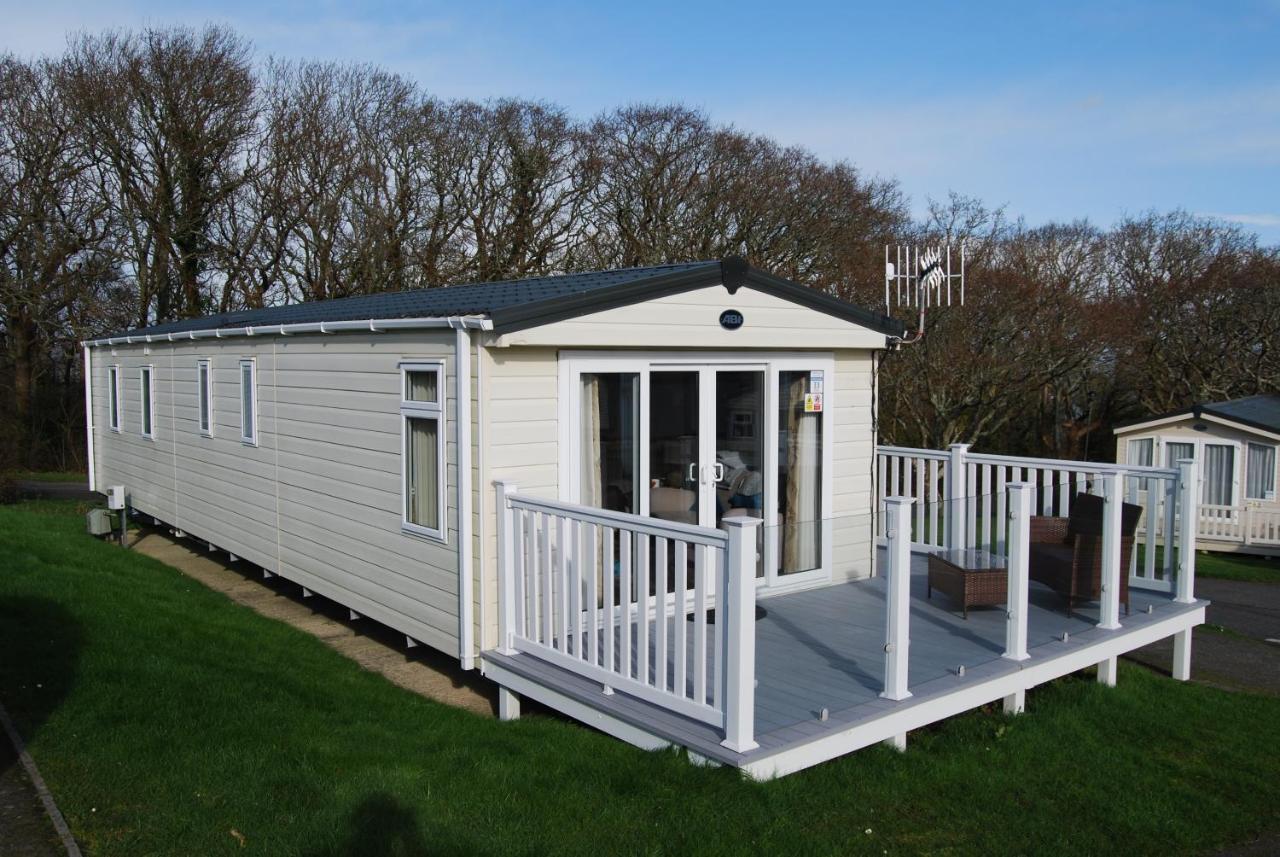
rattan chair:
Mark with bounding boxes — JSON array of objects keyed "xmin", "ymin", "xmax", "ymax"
[{"xmin": 1029, "ymin": 492, "xmax": 1143, "ymax": 617}]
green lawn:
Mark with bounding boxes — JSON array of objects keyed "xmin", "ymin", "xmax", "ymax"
[
  {"xmin": 9, "ymin": 470, "xmax": 89, "ymax": 483},
  {"xmin": 1136, "ymin": 544, "xmax": 1280, "ymax": 584},
  {"xmin": 2, "ymin": 501, "xmax": 1279, "ymax": 856}
]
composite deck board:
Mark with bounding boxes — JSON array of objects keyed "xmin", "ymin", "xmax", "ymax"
[{"xmin": 486, "ymin": 548, "xmax": 1198, "ymax": 766}]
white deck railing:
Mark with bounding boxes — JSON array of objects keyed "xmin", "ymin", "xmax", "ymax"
[
  {"xmin": 879, "ymin": 461, "xmax": 1201, "ymax": 708},
  {"xmin": 493, "ymin": 482, "xmax": 761, "ymax": 752},
  {"xmin": 1194, "ymin": 504, "xmax": 1280, "ymax": 546},
  {"xmin": 875, "ymin": 444, "xmax": 1185, "ymax": 592}
]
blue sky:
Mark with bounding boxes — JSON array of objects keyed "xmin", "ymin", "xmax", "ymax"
[{"xmin": 4, "ymin": 0, "xmax": 1279, "ymax": 244}]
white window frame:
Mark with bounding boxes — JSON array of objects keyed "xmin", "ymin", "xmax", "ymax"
[
  {"xmin": 1245, "ymin": 441, "xmax": 1277, "ymax": 502},
  {"xmin": 108, "ymin": 365, "xmax": 122, "ymax": 432},
  {"xmin": 197, "ymin": 359, "xmax": 214, "ymax": 437},
  {"xmin": 400, "ymin": 361, "xmax": 447, "ymax": 542},
  {"xmin": 239, "ymin": 358, "xmax": 258, "ymax": 446},
  {"xmin": 1151, "ymin": 434, "xmax": 1242, "ymax": 508},
  {"xmin": 139, "ymin": 365, "xmax": 156, "ymax": 440}
]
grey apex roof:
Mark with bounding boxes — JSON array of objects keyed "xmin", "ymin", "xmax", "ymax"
[
  {"xmin": 1117, "ymin": 394, "xmax": 1280, "ymax": 435},
  {"xmin": 111, "ymin": 258, "xmax": 907, "ymax": 340}
]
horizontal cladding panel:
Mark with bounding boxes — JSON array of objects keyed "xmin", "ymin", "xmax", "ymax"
[
  {"xmin": 272, "ymin": 401, "xmax": 403, "ymax": 436},
  {"xmin": 277, "ymin": 435, "xmax": 399, "ymax": 475},
  {"xmin": 277, "ymin": 535, "xmax": 458, "ymax": 626},
  {"xmin": 277, "ymin": 482, "xmax": 457, "ymax": 561},
  {"xmin": 273, "ymin": 352, "xmax": 455, "ymax": 375},
  {"xmin": 274, "ymin": 547, "xmax": 457, "ymax": 653},
  {"xmin": 277, "ymin": 523, "xmax": 458, "ymax": 610}
]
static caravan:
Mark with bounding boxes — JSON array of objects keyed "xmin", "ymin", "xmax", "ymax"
[
  {"xmin": 1115, "ymin": 394, "xmax": 1280, "ymax": 555},
  {"xmin": 84, "ymin": 258, "xmax": 1206, "ymax": 777}
]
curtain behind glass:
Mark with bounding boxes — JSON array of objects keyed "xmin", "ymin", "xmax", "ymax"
[
  {"xmin": 407, "ymin": 417, "xmax": 439, "ymax": 529},
  {"xmin": 580, "ymin": 373, "xmax": 638, "ymax": 514},
  {"xmin": 1203, "ymin": 444, "xmax": 1235, "ymax": 506},
  {"xmin": 141, "ymin": 370, "xmax": 152, "ymax": 434},
  {"xmin": 1165, "ymin": 441, "xmax": 1194, "ymax": 467},
  {"xmin": 406, "ymin": 371, "xmax": 438, "ymax": 403},
  {"xmin": 780, "ymin": 372, "xmax": 821, "ymax": 574},
  {"xmin": 1247, "ymin": 443, "xmax": 1276, "ymax": 500},
  {"xmin": 241, "ymin": 364, "xmax": 254, "ymax": 438},
  {"xmin": 1128, "ymin": 438, "xmax": 1153, "ymax": 467}
]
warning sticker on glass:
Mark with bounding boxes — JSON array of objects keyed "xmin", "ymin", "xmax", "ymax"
[
  {"xmin": 808, "ymin": 370, "xmax": 824, "ymax": 394},
  {"xmin": 804, "ymin": 393, "xmax": 823, "ymax": 413}
]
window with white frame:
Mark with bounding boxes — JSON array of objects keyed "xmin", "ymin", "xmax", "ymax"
[
  {"xmin": 108, "ymin": 365, "xmax": 121, "ymax": 431},
  {"xmin": 139, "ymin": 366, "xmax": 155, "ymax": 439},
  {"xmin": 1127, "ymin": 437, "xmax": 1153, "ymax": 467},
  {"xmin": 198, "ymin": 359, "xmax": 213, "ymax": 436},
  {"xmin": 401, "ymin": 362, "xmax": 445, "ymax": 540},
  {"xmin": 1246, "ymin": 442, "xmax": 1277, "ymax": 501},
  {"xmin": 239, "ymin": 359, "xmax": 257, "ymax": 445}
]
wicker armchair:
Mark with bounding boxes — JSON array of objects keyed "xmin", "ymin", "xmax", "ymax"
[{"xmin": 1029, "ymin": 492, "xmax": 1143, "ymax": 617}]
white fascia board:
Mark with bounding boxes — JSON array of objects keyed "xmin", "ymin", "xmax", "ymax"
[
  {"xmin": 83, "ymin": 315, "xmax": 493, "ymax": 348},
  {"xmin": 1114, "ymin": 411, "xmax": 1280, "ymax": 443}
]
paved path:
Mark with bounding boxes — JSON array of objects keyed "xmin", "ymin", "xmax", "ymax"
[
  {"xmin": 0, "ymin": 738, "xmax": 65, "ymax": 857},
  {"xmin": 1125, "ymin": 577, "xmax": 1280, "ymax": 696},
  {"xmin": 130, "ymin": 527, "xmax": 498, "ymax": 716}
]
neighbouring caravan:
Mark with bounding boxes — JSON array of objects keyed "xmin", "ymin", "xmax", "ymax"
[
  {"xmin": 83, "ymin": 258, "xmax": 901, "ymax": 669},
  {"xmin": 1115, "ymin": 394, "xmax": 1280, "ymax": 555}
]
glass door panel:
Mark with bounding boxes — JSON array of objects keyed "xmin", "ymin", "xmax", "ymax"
[
  {"xmin": 777, "ymin": 370, "xmax": 823, "ymax": 575},
  {"xmin": 715, "ymin": 370, "xmax": 765, "ymax": 577},
  {"xmin": 580, "ymin": 373, "xmax": 640, "ymax": 513},
  {"xmin": 648, "ymin": 371, "xmax": 701, "ymax": 525}
]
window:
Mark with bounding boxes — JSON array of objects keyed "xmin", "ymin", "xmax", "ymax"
[
  {"xmin": 401, "ymin": 362, "xmax": 445, "ymax": 539},
  {"xmin": 108, "ymin": 365, "xmax": 121, "ymax": 431},
  {"xmin": 1246, "ymin": 442, "xmax": 1277, "ymax": 501},
  {"xmin": 1127, "ymin": 438, "xmax": 1153, "ymax": 467},
  {"xmin": 1165, "ymin": 441, "xmax": 1194, "ymax": 467},
  {"xmin": 239, "ymin": 359, "xmax": 257, "ymax": 445},
  {"xmin": 1202, "ymin": 443, "xmax": 1235, "ymax": 507},
  {"xmin": 139, "ymin": 366, "xmax": 155, "ymax": 439},
  {"xmin": 198, "ymin": 359, "xmax": 213, "ymax": 436}
]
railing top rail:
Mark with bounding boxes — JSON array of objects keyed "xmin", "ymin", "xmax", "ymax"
[
  {"xmin": 965, "ymin": 452, "xmax": 1178, "ymax": 479},
  {"xmin": 874, "ymin": 445, "xmax": 1177, "ymax": 479},
  {"xmin": 506, "ymin": 491, "xmax": 730, "ymax": 548},
  {"xmin": 875, "ymin": 445, "xmax": 950, "ymax": 461}
]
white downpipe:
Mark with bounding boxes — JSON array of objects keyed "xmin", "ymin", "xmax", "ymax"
[
  {"xmin": 455, "ymin": 324, "xmax": 475, "ymax": 670},
  {"xmin": 82, "ymin": 344, "xmax": 96, "ymax": 492},
  {"xmin": 475, "ymin": 337, "xmax": 487, "ymax": 653}
]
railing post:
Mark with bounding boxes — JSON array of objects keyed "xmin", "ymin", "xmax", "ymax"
[
  {"xmin": 1004, "ymin": 483, "xmax": 1033, "ymax": 662},
  {"xmin": 494, "ymin": 480, "xmax": 518, "ymax": 655},
  {"xmin": 1097, "ymin": 472, "xmax": 1123, "ymax": 632},
  {"xmin": 1176, "ymin": 459, "xmax": 1197, "ymax": 605},
  {"xmin": 721, "ymin": 517, "xmax": 761, "ymax": 753},
  {"xmin": 947, "ymin": 443, "xmax": 970, "ymax": 551},
  {"xmin": 881, "ymin": 496, "xmax": 914, "ymax": 701}
]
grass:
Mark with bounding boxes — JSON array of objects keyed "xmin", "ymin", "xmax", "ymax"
[
  {"xmin": 8, "ymin": 470, "xmax": 88, "ymax": 483},
  {"xmin": 2, "ymin": 501, "xmax": 1279, "ymax": 856},
  {"xmin": 1136, "ymin": 544, "xmax": 1280, "ymax": 584}
]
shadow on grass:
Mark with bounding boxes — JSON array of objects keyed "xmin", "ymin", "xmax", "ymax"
[
  {"xmin": 304, "ymin": 793, "xmax": 499, "ymax": 857},
  {"xmin": 0, "ymin": 596, "xmax": 83, "ymax": 780}
]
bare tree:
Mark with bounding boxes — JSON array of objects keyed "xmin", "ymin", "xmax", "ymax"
[{"xmin": 61, "ymin": 26, "xmax": 257, "ymax": 323}]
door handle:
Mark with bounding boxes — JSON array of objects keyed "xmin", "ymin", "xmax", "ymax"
[
  {"xmin": 687, "ymin": 462, "xmax": 697, "ymax": 484},
  {"xmin": 713, "ymin": 462, "xmax": 725, "ymax": 483}
]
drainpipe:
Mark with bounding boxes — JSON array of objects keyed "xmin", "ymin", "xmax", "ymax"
[
  {"xmin": 452, "ymin": 320, "xmax": 475, "ymax": 669},
  {"xmin": 83, "ymin": 344, "xmax": 96, "ymax": 493}
]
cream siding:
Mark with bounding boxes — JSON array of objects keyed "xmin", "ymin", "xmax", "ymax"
[
  {"xmin": 91, "ymin": 331, "xmax": 465, "ymax": 656},
  {"xmin": 494, "ymin": 284, "xmax": 889, "ymax": 350}
]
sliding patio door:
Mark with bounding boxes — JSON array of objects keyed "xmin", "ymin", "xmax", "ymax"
[{"xmin": 569, "ymin": 355, "xmax": 831, "ymax": 591}]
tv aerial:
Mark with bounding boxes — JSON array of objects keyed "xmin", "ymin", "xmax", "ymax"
[{"xmin": 883, "ymin": 244, "xmax": 966, "ymax": 344}]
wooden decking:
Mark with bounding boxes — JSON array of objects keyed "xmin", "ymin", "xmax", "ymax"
[{"xmin": 481, "ymin": 548, "xmax": 1206, "ymax": 778}]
